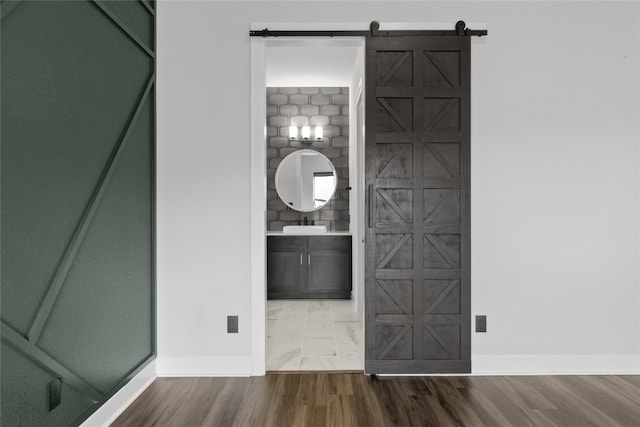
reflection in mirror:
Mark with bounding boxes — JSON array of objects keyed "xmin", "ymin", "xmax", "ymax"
[{"xmin": 275, "ymin": 149, "xmax": 337, "ymax": 212}]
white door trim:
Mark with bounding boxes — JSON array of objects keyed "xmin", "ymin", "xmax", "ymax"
[
  {"xmin": 250, "ymin": 38, "xmax": 267, "ymax": 376},
  {"xmin": 250, "ymin": 35, "xmax": 365, "ymax": 376}
]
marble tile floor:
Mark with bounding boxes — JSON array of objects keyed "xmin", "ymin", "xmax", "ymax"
[{"xmin": 266, "ymin": 299, "xmax": 364, "ymax": 371}]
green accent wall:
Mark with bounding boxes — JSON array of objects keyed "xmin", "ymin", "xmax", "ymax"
[{"xmin": 1, "ymin": 0, "xmax": 156, "ymax": 425}]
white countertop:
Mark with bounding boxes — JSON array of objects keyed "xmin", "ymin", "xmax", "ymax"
[{"xmin": 266, "ymin": 232, "xmax": 352, "ymax": 236}]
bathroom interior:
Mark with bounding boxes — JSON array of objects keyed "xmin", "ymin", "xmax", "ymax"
[{"xmin": 264, "ymin": 41, "xmax": 365, "ymax": 371}]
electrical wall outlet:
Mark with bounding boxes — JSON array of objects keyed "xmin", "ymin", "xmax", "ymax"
[
  {"xmin": 475, "ymin": 315, "xmax": 487, "ymax": 333},
  {"xmin": 227, "ymin": 315, "xmax": 238, "ymax": 333}
]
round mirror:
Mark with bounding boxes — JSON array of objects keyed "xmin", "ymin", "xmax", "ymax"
[{"xmin": 275, "ymin": 149, "xmax": 338, "ymax": 212}]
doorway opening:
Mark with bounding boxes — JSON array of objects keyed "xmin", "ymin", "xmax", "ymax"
[{"xmin": 250, "ymin": 37, "xmax": 366, "ymax": 373}]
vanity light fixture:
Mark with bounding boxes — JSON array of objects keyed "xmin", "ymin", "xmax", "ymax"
[{"xmin": 288, "ymin": 125, "xmax": 323, "ymax": 142}]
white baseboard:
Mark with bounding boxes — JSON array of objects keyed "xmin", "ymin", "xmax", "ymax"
[
  {"xmin": 472, "ymin": 354, "xmax": 640, "ymax": 375},
  {"xmin": 156, "ymin": 356, "xmax": 251, "ymax": 377},
  {"xmin": 80, "ymin": 360, "xmax": 157, "ymax": 427}
]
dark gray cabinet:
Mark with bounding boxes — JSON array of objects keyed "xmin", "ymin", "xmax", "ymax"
[{"xmin": 267, "ymin": 236, "xmax": 351, "ymax": 299}]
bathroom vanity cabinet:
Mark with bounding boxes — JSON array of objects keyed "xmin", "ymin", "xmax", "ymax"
[{"xmin": 267, "ymin": 235, "xmax": 351, "ymax": 299}]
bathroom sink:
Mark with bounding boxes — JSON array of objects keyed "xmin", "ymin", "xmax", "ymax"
[{"xmin": 282, "ymin": 225, "xmax": 328, "ymax": 234}]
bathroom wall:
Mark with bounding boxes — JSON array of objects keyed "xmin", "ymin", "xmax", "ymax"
[{"xmin": 267, "ymin": 87, "xmax": 350, "ymax": 232}]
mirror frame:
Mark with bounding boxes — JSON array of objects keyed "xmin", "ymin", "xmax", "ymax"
[{"xmin": 274, "ymin": 149, "xmax": 338, "ymax": 212}]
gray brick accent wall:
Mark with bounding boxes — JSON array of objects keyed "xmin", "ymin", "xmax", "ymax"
[{"xmin": 267, "ymin": 87, "xmax": 350, "ymax": 232}]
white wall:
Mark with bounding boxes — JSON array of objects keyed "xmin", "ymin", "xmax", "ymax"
[
  {"xmin": 157, "ymin": 0, "xmax": 640, "ymax": 375},
  {"xmin": 266, "ymin": 46, "xmax": 357, "ymax": 87}
]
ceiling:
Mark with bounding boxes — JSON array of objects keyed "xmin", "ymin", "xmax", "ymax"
[{"xmin": 265, "ymin": 46, "xmax": 358, "ymax": 87}]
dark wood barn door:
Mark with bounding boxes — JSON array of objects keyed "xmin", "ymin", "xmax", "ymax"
[{"xmin": 365, "ymin": 34, "xmax": 471, "ymax": 374}]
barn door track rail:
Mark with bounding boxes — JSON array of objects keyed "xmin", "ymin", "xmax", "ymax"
[{"xmin": 249, "ymin": 21, "xmax": 487, "ymax": 38}]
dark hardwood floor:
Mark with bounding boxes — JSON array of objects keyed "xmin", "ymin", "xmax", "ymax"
[{"xmin": 112, "ymin": 373, "xmax": 640, "ymax": 426}]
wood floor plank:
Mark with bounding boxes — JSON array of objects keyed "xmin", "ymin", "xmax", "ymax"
[
  {"xmin": 170, "ymin": 378, "xmax": 231, "ymax": 426},
  {"xmin": 500, "ymin": 376, "xmax": 557, "ymax": 410},
  {"xmin": 201, "ymin": 378, "xmax": 251, "ymax": 426},
  {"xmin": 452, "ymin": 377, "xmax": 514, "ymax": 427},
  {"xmin": 599, "ymin": 375, "xmax": 640, "ymax": 406},
  {"xmin": 231, "ymin": 377, "xmax": 277, "ymax": 427},
  {"xmin": 112, "ymin": 374, "xmax": 640, "ymax": 427},
  {"xmin": 560, "ymin": 376, "xmax": 640, "ymax": 427},
  {"xmin": 114, "ymin": 378, "xmax": 194, "ymax": 427},
  {"xmin": 484, "ymin": 376, "xmax": 559, "ymax": 427},
  {"xmin": 436, "ymin": 378, "xmax": 487, "ymax": 427},
  {"xmin": 518, "ymin": 376, "xmax": 609, "ymax": 427},
  {"xmin": 454, "ymin": 380, "xmax": 504, "ymax": 427},
  {"xmin": 546, "ymin": 376, "xmax": 624, "ymax": 426},
  {"xmin": 479, "ymin": 377, "xmax": 544, "ymax": 427},
  {"xmin": 264, "ymin": 375, "xmax": 302, "ymax": 427},
  {"xmin": 407, "ymin": 378, "xmax": 460, "ymax": 426},
  {"xmin": 349, "ymin": 375, "xmax": 394, "ymax": 427}
]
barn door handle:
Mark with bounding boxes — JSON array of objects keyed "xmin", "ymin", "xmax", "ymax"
[{"xmin": 368, "ymin": 184, "xmax": 374, "ymax": 228}]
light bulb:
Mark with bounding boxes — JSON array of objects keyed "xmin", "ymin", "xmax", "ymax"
[
  {"xmin": 289, "ymin": 126, "xmax": 298, "ymax": 140},
  {"xmin": 301, "ymin": 126, "xmax": 311, "ymax": 139},
  {"xmin": 315, "ymin": 126, "xmax": 323, "ymax": 140}
]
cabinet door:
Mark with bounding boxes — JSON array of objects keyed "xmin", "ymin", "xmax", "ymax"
[
  {"xmin": 307, "ymin": 251, "xmax": 350, "ymax": 296},
  {"xmin": 267, "ymin": 251, "xmax": 305, "ymax": 296}
]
